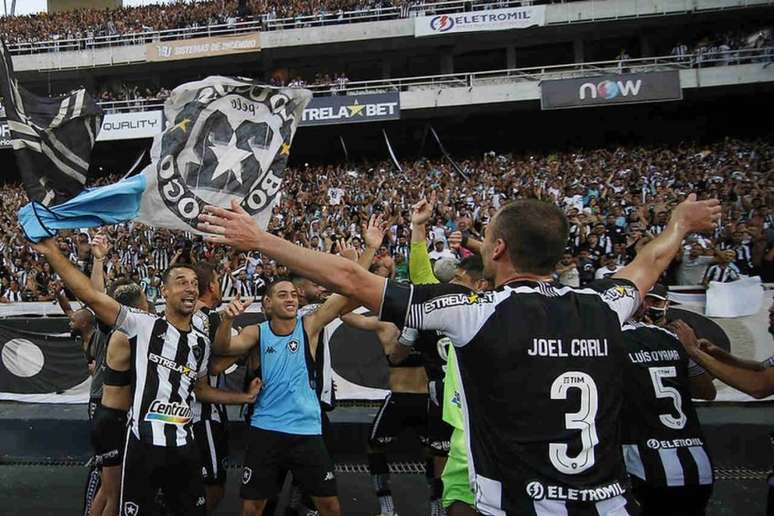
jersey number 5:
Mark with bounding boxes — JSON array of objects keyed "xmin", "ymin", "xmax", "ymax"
[
  {"xmin": 549, "ymin": 371, "xmax": 599, "ymax": 475},
  {"xmin": 648, "ymin": 366, "xmax": 687, "ymax": 430}
]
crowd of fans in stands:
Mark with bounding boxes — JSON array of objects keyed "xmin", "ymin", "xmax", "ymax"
[
  {"xmin": 2, "ymin": 0, "xmax": 769, "ymax": 55},
  {"xmin": 0, "ymin": 137, "xmax": 771, "ymax": 303},
  {"xmin": 0, "ymin": 0, "xmax": 417, "ymax": 46}
]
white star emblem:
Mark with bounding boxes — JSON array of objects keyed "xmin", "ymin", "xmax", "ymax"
[{"xmin": 207, "ymin": 131, "xmax": 253, "ymax": 186}]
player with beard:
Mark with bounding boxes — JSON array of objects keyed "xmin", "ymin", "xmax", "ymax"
[
  {"xmin": 619, "ymin": 284, "xmax": 717, "ymax": 515},
  {"xmin": 673, "ymin": 301, "xmax": 774, "ymax": 514},
  {"xmin": 199, "ymin": 193, "xmax": 719, "ymax": 515},
  {"xmin": 32, "ymin": 237, "xmax": 261, "ymax": 516}
]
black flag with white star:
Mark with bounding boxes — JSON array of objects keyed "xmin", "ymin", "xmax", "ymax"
[{"xmin": 0, "ymin": 40, "xmax": 102, "ymax": 206}]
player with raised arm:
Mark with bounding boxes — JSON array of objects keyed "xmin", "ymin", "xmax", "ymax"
[
  {"xmin": 32, "ymin": 237, "xmax": 261, "ymax": 516},
  {"xmin": 199, "ymin": 193, "xmax": 719, "ymax": 515},
  {"xmin": 212, "ymin": 218, "xmax": 386, "ymax": 516},
  {"xmin": 407, "ymin": 193, "xmax": 489, "ymax": 516}
]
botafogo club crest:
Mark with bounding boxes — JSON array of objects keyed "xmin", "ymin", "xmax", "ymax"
[{"xmin": 156, "ymin": 83, "xmax": 300, "ymax": 229}]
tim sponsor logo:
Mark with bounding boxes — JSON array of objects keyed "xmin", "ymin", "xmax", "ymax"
[{"xmin": 578, "ymin": 79, "xmax": 642, "ymax": 101}]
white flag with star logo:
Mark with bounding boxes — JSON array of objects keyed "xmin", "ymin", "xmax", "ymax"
[
  {"xmin": 136, "ymin": 76, "xmax": 311, "ymax": 234},
  {"xmin": 16, "ymin": 77, "xmax": 311, "ymax": 242}
]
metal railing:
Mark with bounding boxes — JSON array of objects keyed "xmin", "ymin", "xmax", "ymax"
[
  {"xmin": 95, "ymin": 47, "xmax": 773, "ymax": 113},
  {"xmin": 305, "ymin": 46, "xmax": 774, "ymax": 95},
  {"xmin": 5, "ymin": 0, "xmax": 772, "ymax": 56}
]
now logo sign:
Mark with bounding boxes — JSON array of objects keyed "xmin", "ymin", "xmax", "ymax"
[{"xmin": 540, "ymin": 71, "xmax": 682, "ymax": 110}]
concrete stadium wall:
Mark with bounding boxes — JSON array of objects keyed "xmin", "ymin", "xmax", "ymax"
[
  {"xmin": 12, "ymin": 0, "xmax": 773, "ymax": 72},
  {"xmin": 399, "ymin": 63, "xmax": 774, "ymax": 110}
]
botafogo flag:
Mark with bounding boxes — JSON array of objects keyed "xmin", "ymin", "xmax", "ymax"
[
  {"xmin": 0, "ymin": 40, "xmax": 102, "ymax": 207},
  {"xmin": 17, "ymin": 77, "xmax": 311, "ymax": 241}
]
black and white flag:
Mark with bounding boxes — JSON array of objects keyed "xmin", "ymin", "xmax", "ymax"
[
  {"xmin": 18, "ymin": 77, "xmax": 312, "ymax": 241},
  {"xmin": 135, "ymin": 77, "xmax": 312, "ymax": 233},
  {"xmin": 0, "ymin": 41, "xmax": 102, "ymax": 206}
]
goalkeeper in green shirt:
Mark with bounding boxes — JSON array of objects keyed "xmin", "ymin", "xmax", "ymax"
[{"xmin": 408, "ymin": 193, "xmax": 488, "ymax": 515}]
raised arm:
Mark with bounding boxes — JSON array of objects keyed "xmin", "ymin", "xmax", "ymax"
[
  {"xmin": 33, "ymin": 238, "xmax": 120, "ymax": 327},
  {"xmin": 199, "ymin": 201, "xmax": 386, "ymax": 313},
  {"xmin": 212, "ymin": 296, "xmax": 260, "ymax": 356},
  {"xmin": 614, "ymin": 194, "xmax": 721, "ymax": 297},
  {"xmin": 410, "ymin": 195, "xmax": 440, "ymax": 285},
  {"xmin": 90, "ymin": 233, "xmax": 110, "ymax": 294},
  {"xmin": 304, "ymin": 223, "xmax": 387, "ymax": 338}
]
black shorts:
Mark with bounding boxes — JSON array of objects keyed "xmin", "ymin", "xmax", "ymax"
[
  {"xmin": 240, "ymin": 426, "xmax": 337, "ymax": 501},
  {"xmin": 631, "ymin": 476, "xmax": 712, "ymax": 515},
  {"xmin": 91, "ymin": 404, "xmax": 128, "ymax": 468},
  {"xmin": 369, "ymin": 392, "xmax": 429, "ymax": 447},
  {"xmin": 427, "ymin": 380, "xmax": 452, "ymax": 456},
  {"xmin": 88, "ymin": 396, "xmax": 101, "ymax": 421},
  {"xmin": 120, "ymin": 431, "xmax": 206, "ymax": 516},
  {"xmin": 192, "ymin": 420, "xmax": 229, "ymax": 486}
]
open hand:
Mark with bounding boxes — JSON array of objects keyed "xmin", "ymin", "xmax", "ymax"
[
  {"xmin": 198, "ymin": 200, "xmax": 264, "ymax": 251},
  {"xmin": 669, "ymin": 320, "xmax": 699, "ymax": 356},
  {"xmin": 670, "ymin": 194, "xmax": 722, "ymax": 234},
  {"xmin": 363, "ymin": 213, "xmax": 388, "ymax": 249}
]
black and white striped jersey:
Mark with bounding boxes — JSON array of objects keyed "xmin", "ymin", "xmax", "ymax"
[
  {"xmin": 703, "ymin": 263, "xmax": 741, "ymax": 284},
  {"xmin": 115, "ymin": 305, "xmax": 210, "ymax": 447},
  {"xmin": 152, "ymin": 248, "xmax": 170, "ymax": 272},
  {"xmin": 620, "ymin": 322, "xmax": 713, "ymax": 488},
  {"xmin": 734, "ymin": 244, "xmax": 753, "ymax": 274},
  {"xmin": 380, "ymin": 278, "xmax": 641, "ymax": 515},
  {"xmin": 190, "ymin": 307, "xmax": 227, "ymax": 425}
]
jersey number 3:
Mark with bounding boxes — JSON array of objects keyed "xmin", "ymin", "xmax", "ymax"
[
  {"xmin": 648, "ymin": 366, "xmax": 687, "ymax": 430},
  {"xmin": 549, "ymin": 371, "xmax": 599, "ymax": 475}
]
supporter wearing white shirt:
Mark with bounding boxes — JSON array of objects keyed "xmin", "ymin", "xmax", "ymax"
[
  {"xmin": 677, "ymin": 243, "xmax": 716, "ymax": 285},
  {"xmin": 327, "ymin": 187, "xmax": 344, "ymax": 206},
  {"xmin": 428, "ymin": 240, "xmax": 456, "ymax": 262},
  {"xmin": 595, "ymin": 255, "xmax": 625, "ymax": 279}
]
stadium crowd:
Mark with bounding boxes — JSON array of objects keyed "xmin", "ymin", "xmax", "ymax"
[
  {"xmin": 0, "ymin": 0, "xmax": 423, "ymax": 46},
  {"xmin": 0, "ymin": 137, "xmax": 771, "ymax": 304}
]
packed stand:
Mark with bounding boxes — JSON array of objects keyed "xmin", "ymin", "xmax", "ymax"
[
  {"xmin": 0, "ymin": 0, "xmax": 409, "ymax": 48},
  {"xmin": 667, "ymin": 27, "xmax": 773, "ymax": 66},
  {"xmin": 0, "ymin": 0, "xmax": 601, "ymax": 50},
  {"xmin": 0, "ymin": 137, "xmax": 771, "ymax": 303}
]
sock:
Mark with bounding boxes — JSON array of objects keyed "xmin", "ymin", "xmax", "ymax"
[
  {"xmin": 430, "ymin": 478, "xmax": 445, "ymax": 516},
  {"xmin": 369, "ymin": 451, "xmax": 394, "ymax": 515},
  {"xmin": 430, "ymin": 498, "xmax": 446, "ymax": 516}
]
